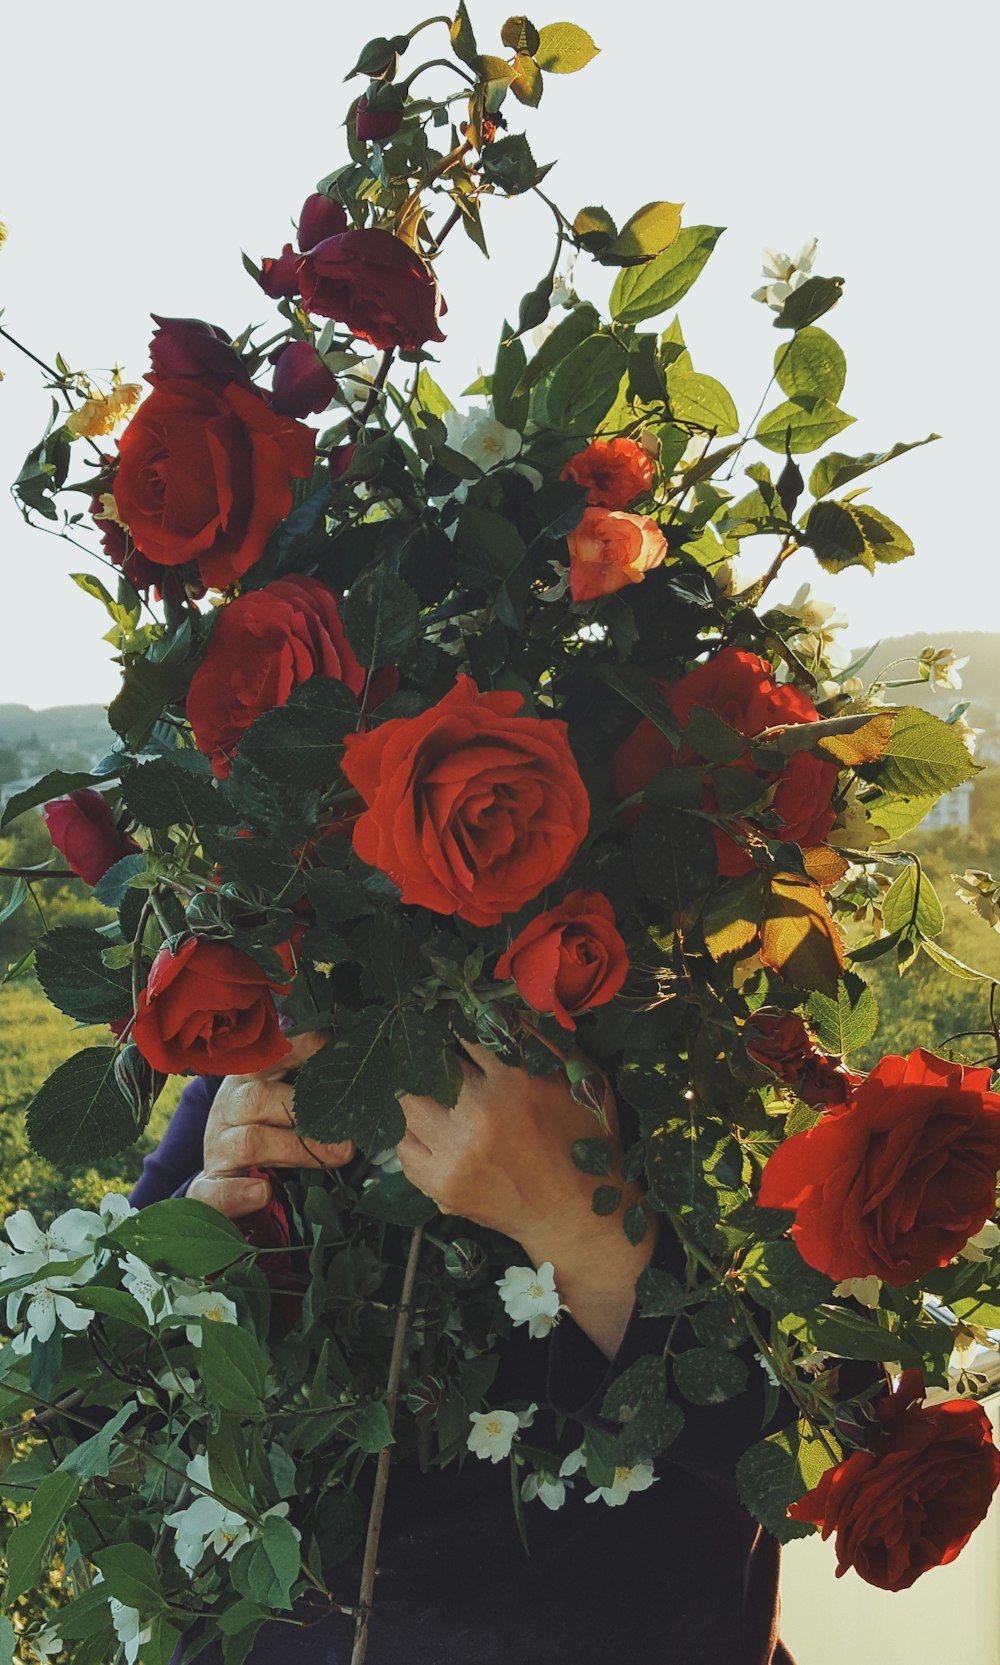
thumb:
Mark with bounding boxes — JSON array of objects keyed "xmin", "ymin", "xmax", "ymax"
[{"xmin": 187, "ymin": 1170, "xmax": 273, "ymax": 1219}]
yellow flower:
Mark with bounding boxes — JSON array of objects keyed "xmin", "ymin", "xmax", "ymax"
[
  {"xmin": 66, "ymin": 381, "xmax": 143, "ymax": 439},
  {"xmin": 95, "ymin": 490, "xmax": 129, "ymax": 533},
  {"xmin": 0, "ymin": 221, "xmax": 7, "ymax": 248}
]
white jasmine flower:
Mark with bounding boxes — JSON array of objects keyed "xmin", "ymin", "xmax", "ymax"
[
  {"xmin": 120, "ymin": 1253, "xmax": 174, "ymax": 1322},
  {"xmin": 171, "ymin": 1287, "xmax": 239, "ymax": 1345},
  {"xmin": 109, "ymin": 1599, "xmax": 152, "ymax": 1665},
  {"xmin": 584, "ymin": 1460, "xmax": 657, "ymax": 1507},
  {"xmin": 32, "ymin": 1625, "xmax": 63, "ymax": 1660},
  {"xmin": 953, "ymin": 871, "xmax": 1000, "ymax": 933},
  {"xmin": 333, "ymin": 351, "xmax": 385, "ymax": 407},
  {"xmin": 370, "ymin": 1147, "xmax": 403, "ymax": 1176},
  {"xmin": 99, "ymin": 1192, "xmax": 134, "ymax": 1228},
  {"xmin": 752, "ymin": 239, "xmax": 817, "ymax": 311},
  {"xmin": 550, "ymin": 256, "xmax": 578, "ymax": 310},
  {"xmin": 521, "ymin": 1470, "xmax": 567, "ymax": 1510},
  {"xmin": 496, "ymin": 1263, "xmax": 563, "ymax": 1338},
  {"xmin": 443, "ymin": 406, "xmax": 521, "ymax": 470},
  {"xmin": 9, "ymin": 1283, "xmax": 95, "ymax": 1353},
  {"xmin": 957, "ymin": 1221, "xmax": 1000, "ymax": 1262},
  {"xmin": 558, "ymin": 1447, "xmax": 587, "ymax": 1478},
  {"xmin": 919, "ymin": 646, "xmax": 970, "ymax": 691},
  {"xmin": 467, "ymin": 1408, "xmax": 522, "ymax": 1463},
  {"xmin": 832, "ymin": 1275, "xmax": 881, "ymax": 1308}
]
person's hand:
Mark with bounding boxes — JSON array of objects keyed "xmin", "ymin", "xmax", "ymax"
[
  {"xmin": 187, "ymin": 1031, "xmax": 355, "ymax": 1220},
  {"xmin": 397, "ymin": 1041, "xmax": 655, "ymax": 1357}
]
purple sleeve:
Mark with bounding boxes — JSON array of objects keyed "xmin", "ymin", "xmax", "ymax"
[{"xmin": 129, "ymin": 1076, "xmax": 222, "ymax": 1207}]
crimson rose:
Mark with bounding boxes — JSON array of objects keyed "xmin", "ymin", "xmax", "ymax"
[
  {"xmin": 757, "ymin": 1048, "xmax": 1000, "ymax": 1284},
  {"xmin": 132, "ymin": 937, "xmax": 291, "ymax": 1076},
  {"xmin": 611, "ymin": 647, "xmax": 839, "ymax": 875},
  {"xmin": 269, "ymin": 341, "xmax": 336, "ymax": 418},
  {"xmin": 42, "ymin": 789, "xmax": 140, "ymax": 887},
  {"xmin": 298, "ymin": 229, "xmax": 445, "ymax": 352},
  {"xmin": 494, "ymin": 890, "xmax": 628, "ymax": 1029},
  {"xmin": 745, "ymin": 1010, "xmax": 859, "ymax": 1109},
  {"xmin": 788, "ymin": 1370, "xmax": 1000, "ymax": 1589},
  {"xmin": 340, "ymin": 675, "xmax": 589, "ymax": 926},
  {"xmin": 296, "ymin": 193, "xmax": 348, "ymax": 252},
  {"xmin": 113, "ymin": 378, "xmax": 315, "ymax": 590},
  {"xmin": 186, "ymin": 575, "xmax": 365, "ymax": 776}
]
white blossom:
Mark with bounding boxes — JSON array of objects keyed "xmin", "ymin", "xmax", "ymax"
[
  {"xmin": 919, "ymin": 646, "xmax": 970, "ymax": 691},
  {"xmin": 832, "ymin": 1275, "xmax": 881, "ymax": 1308},
  {"xmin": 752, "ymin": 239, "xmax": 817, "ymax": 311},
  {"xmin": 521, "ymin": 1470, "xmax": 567, "ymax": 1510},
  {"xmin": 584, "ymin": 1460, "xmax": 657, "ymax": 1507},
  {"xmin": 109, "ymin": 1599, "xmax": 152, "ymax": 1665},
  {"xmin": 558, "ymin": 1447, "xmax": 587, "ymax": 1478},
  {"xmin": 331, "ymin": 350, "xmax": 385, "ymax": 407},
  {"xmin": 958, "ymin": 1221, "xmax": 1000, "ymax": 1262},
  {"xmin": 120, "ymin": 1253, "xmax": 174, "ymax": 1322},
  {"xmin": 171, "ymin": 1287, "xmax": 239, "ymax": 1346},
  {"xmin": 443, "ymin": 406, "xmax": 521, "ymax": 471},
  {"xmin": 466, "ymin": 1408, "xmax": 522, "ymax": 1463},
  {"xmin": 496, "ymin": 1263, "xmax": 563, "ymax": 1338},
  {"xmin": 31, "ymin": 1625, "xmax": 63, "ymax": 1660},
  {"xmin": 370, "ymin": 1147, "xmax": 403, "ymax": 1176}
]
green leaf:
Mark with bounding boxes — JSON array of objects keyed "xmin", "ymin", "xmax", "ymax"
[
  {"xmin": 1, "ymin": 766, "xmax": 119, "ymax": 830},
  {"xmin": 305, "ymin": 867, "xmax": 377, "ymax": 925},
  {"xmin": 774, "ymin": 327, "xmax": 846, "ymax": 403},
  {"xmin": 480, "ymin": 133, "xmax": 543, "ymax": 195},
  {"xmin": 796, "ymin": 1305, "xmax": 923, "ymax": 1366},
  {"xmin": 760, "ymin": 873, "xmax": 845, "ymax": 997},
  {"xmin": 600, "ymin": 200, "xmax": 683, "ymax": 265},
  {"xmin": 4, "ymin": 1470, "xmax": 80, "ymax": 1602},
  {"xmin": 805, "ymin": 973, "xmax": 878, "ymax": 1055},
  {"xmin": 120, "ymin": 759, "xmax": 233, "ymax": 828},
  {"xmin": 597, "ymin": 665, "xmax": 680, "ymax": 745},
  {"xmin": 108, "ymin": 653, "xmax": 193, "ymax": 751},
  {"xmin": 0, "ymin": 1618, "xmax": 13, "ymax": 1665},
  {"xmin": 25, "ymin": 1047, "xmax": 136, "ymax": 1163},
  {"xmin": 545, "ymin": 334, "xmax": 626, "ymax": 434},
  {"xmin": 201, "ymin": 1320, "xmax": 268, "ymax": 1413},
  {"xmin": 388, "ymin": 1008, "xmax": 461, "ymax": 1105},
  {"xmin": 743, "ymin": 1239, "xmax": 835, "ymax": 1313},
  {"xmin": 492, "ymin": 320, "xmax": 529, "ymax": 430},
  {"xmin": 502, "ymin": 16, "xmax": 540, "ymax": 54},
  {"xmin": 92, "ymin": 853, "xmax": 149, "ymax": 910},
  {"xmin": 449, "ymin": 1, "xmax": 481, "ymax": 70},
  {"xmin": 735, "ymin": 1425, "xmax": 831, "ymax": 1542},
  {"xmin": 60, "ymin": 1400, "xmax": 137, "ymax": 1479},
  {"xmin": 667, "ymin": 370, "xmax": 738, "ymax": 435},
  {"xmin": 803, "ymin": 498, "xmax": 913, "ymax": 574},
  {"xmin": 870, "ymin": 706, "xmax": 976, "ymax": 798},
  {"xmin": 112, "ymin": 1197, "xmax": 247, "ymax": 1276},
  {"xmin": 701, "ymin": 872, "xmax": 766, "ymax": 961},
  {"xmin": 355, "ymin": 1168, "xmax": 437, "ymax": 1227},
  {"xmin": 772, "ymin": 275, "xmax": 844, "ymax": 332},
  {"xmin": 230, "ymin": 1512, "xmax": 300, "ymax": 1611},
  {"xmin": 601, "ymin": 1355, "xmax": 684, "ymax": 1462},
  {"xmin": 92, "ymin": 1542, "xmax": 165, "ymax": 1612},
  {"xmin": 35, "ymin": 926, "xmax": 132, "ymax": 1024},
  {"xmin": 881, "ymin": 863, "xmax": 944, "ymax": 940},
  {"xmin": 515, "ymin": 303, "xmax": 600, "ymax": 394},
  {"xmin": 415, "ymin": 367, "xmax": 455, "ymax": 420},
  {"xmin": 236, "ymin": 679, "xmax": 359, "ymax": 788},
  {"xmin": 610, "ymin": 225, "xmax": 725, "ymax": 325},
  {"xmin": 342, "ymin": 564, "xmax": 420, "ymax": 670},
  {"xmin": 635, "ymin": 1265, "xmax": 687, "ymax": 1317},
  {"xmin": 208, "ymin": 1415, "xmax": 257, "ymax": 1512},
  {"xmin": 456, "ymin": 505, "xmax": 527, "ymax": 581},
  {"xmin": 572, "ymin": 1137, "xmax": 614, "ymax": 1176},
  {"xmin": 355, "ymin": 1400, "xmax": 395, "ymax": 1453},
  {"xmin": 535, "ymin": 20, "xmax": 599, "ymax": 71},
  {"xmin": 672, "ymin": 1346, "xmax": 748, "ymax": 1404},
  {"xmin": 591, "ymin": 1183, "xmax": 623, "ymax": 1215},
  {"xmin": 809, "ymin": 435, "xmax": 939, "ymax": 498},
  {"xmin": 293, "ymin": 1011, "xmax": 403, "ymax": 1152},
  {"xmin": 755, "ymin": 396, "xmax": 854, "ymax": 454}
]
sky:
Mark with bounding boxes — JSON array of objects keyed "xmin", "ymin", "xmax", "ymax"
[{"xmin": 0, "ymin": 0, "xmax": 996, "ymax": 711}]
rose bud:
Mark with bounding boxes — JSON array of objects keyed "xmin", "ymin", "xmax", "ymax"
[
  {"xmin": 328, "ymin": 442, "xmax": 358, "ymax": 481},
  {"xmin": 269, "ymin": 340, "xmax": 336, "ymax": 417},
  {"xmin": 43, "ymin": 789, "xmax": 141, "ymax": 887},
  {"xmin": 147, "ymin": 315, "xmax": 249, "ymax": 387},
  {"xmin": 297, "ymin": 192, "xmax": 349, "ymax": 253},
  {"xmin": 258, "ymin": 243, "xmax": 302, "ymax": 300},
  {"xmin": 494, "ymin": 890, "xmax": 629, "ymax": 1030},
  {"xmin": 356, "ymin": 91, "xmax": 404, "ymax": 142}
]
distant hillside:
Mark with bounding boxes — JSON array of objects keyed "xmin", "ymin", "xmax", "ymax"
[
  {"xmin": 0, "ymin": 704, "xmax": 111, "ymax": 749},
  {"xmin": 850, "ymin": 633, "xmax": 1000, "ymax": 714}
]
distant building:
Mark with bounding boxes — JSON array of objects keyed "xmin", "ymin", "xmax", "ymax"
[{"xmin": 920, "ymin": 781, "xmax": 974, "ymax": 831}]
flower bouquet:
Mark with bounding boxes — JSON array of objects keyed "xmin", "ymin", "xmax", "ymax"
[{"xmin": 1, "ymin": 9, "xmax": 1000, "ymax": 1664}]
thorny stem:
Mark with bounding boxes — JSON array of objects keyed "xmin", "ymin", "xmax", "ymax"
[{"xmin": 350, "ymin": 1225, "xmax": 425, "ymax": 1665}]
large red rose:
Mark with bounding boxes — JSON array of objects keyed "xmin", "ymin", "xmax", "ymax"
[
  {"xmin": 298, "ymin": 229, "xmax": 445, "ymax": 352},
  {"xmin": 340, "ymin": 675, "xmax": 589, "ymax": 926},
  {"xmin": 112, "ymin": 378, "xmax": 315, "ymax": 590},
  {"xmin": 132, "ymin": 937, "xmax": 291, "ymax": 1076},
  {"xmin": 186, "ymin": 575, "xmax": 365, "ymax": 776},
  {"xmin": 757, "ymin": 1048, "xmax": 1000, "ymax": 1285},
  {"xmin": 560, "ymin": 437, "xmax": 655, "ymax": 510},
  {"xmin": 745, "ymin": 1010, "xmax": 860, "ymax": 1109},
  {"xmin": 43, "ymin": 789, "xmax": 140, "ymax": 887},
  {"xmin": 611, "ymin": 647, "xmax": 839, "ymax": 875},
  {"xmin": 788, "ymin": 1370, "xmax": 1000, "ymax": 1589},
  {"xmin": 494, "ymin": 890, "xmax": 628, "ymax": 1029}
]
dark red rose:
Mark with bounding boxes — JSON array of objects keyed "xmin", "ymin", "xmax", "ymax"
[
  {"xmin": 788, "ymin": 1370, "xmax": 1000, "ymax": 1589},
  {"xmin": 186, "ymin": 575, "xmax": 365, "ymax": 776},
  {"xmin": 611, "ymin": 648, "xmax": 839, "ymax": 876},
  {"xmin": 132, "ymin": 936, "xmax": 291, "ymax": 1076},
  {"xmin": 298, "ymin": 229, "xmax": 445, "ymax": 352},
  {"xmin": 494, "ymin": 890, "xmax": 628, "ymax": 1030},
  {"xmin": 113, "ymin": 377, "xmax": 315, "ymax": 590},
  {"xmin": 42, "ymin": 789, "xmax": 140, "ymax": 887},
  {"xmin": 147, "ymin": 316, "xmax": 249, "ymax": 388},
  {"xmin": 88, "ymin": 482, "xmax": 163, "ymax": 592},
  {"xmin": 745, "ymin": 1010, "xmax": 859, "ymax": 1109},
  {"xmin": 328, "ymin": 442, "xmax": 358, "ymax": 481},
  {"xmin": 269, "ymin": 340, "xmax": 336, "ymax": 418},
  {"xmin": 356, "ymin": 92, "xmax": 404, "ymax": 142},
  {"xmin": 757, "ymin": 1048, "xmax": 1000, "ymax": 1285},
  {"xmin": 341, "ymin": 675, "xmax": 589, "ymax": 927},
  {"xmin": 258, "ymin": 244, "xmax": 302, "ymax": 300},
  {"xmin": 296, "ymin": 193, "xmax": 348, "ymax": 252}
]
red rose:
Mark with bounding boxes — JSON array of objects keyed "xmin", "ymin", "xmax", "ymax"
[
  {"xmin": 186, "ymin": 576, "xmax": 365, "ymax": 776},
  {"xmin": 356, "ymin": 92, "xmax": 404, "ymax": 142},
  {"xmin": 494, "ymin": 890, "xmax": 628, "ymax": 1029},
  {"xmin": 745, "ymin": 1010, "xmax": 859, "ymax": 1109},
  {"xmin": 258, "ymin": 244, "xmax": 302, "ymax": 300},
  {"xmin": 788, "ymin": 1370, "xmax": 1000, "ymax": 1589},
  {"xmin": 43, "ymin": 789, "xmax": 141, "ymax": 887},
  {"xmin": 132, "ymin": 937, "xmax": 291, "ymax": 1076},
  {"xmin": 269, "ymin": 341, "xmax": 337, "ymax": 418},
  {"xmin": 611, "ymin": 648, "xmax": 839, "ymax": 876},
  {"xmin": 113, "ymin": 377, "xmax": 315, "ymax": 590},
  {"xmin": 296, "ymin": 193, "xmax": 348, "ymax": 252},
  {"xmin": 298, "ymin": 229, "xmax": 445, "ymax": 352},
  {"xmin": 341, "ymin": 675, "xmax": 589, "ymax": 926},
  {"xmin": 88, "ymin": 479, "xmax": 163, "ymax": 593},
  {"xmin": 757, "ymin": 1048, "xmax": 1000, "ymax": 1285},
  {"xmin": 560, "ymin": 437, "xmax": 655, "ymax": 510},
  {"xmin": 146, "ymin": 316, "xmax": 249, "ymax": 388},
  {"xmin": 566, "ymin": 507, "xmax": 668, "ymax": 602}
]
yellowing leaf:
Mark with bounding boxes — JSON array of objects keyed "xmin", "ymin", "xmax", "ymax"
[
  {"xmin": 701, "ymin": 873, "xmax": 765, "ymax": 961},
  {"xmin": 800, "ymin": 846, "xmax": 849, "ymax": 889},
  {"xmin": 535, "ymin": 21, "xmax": 600, "ymax": 72},
  {"xmin": 509, "ymin": 52, "xmax": 543, "ymax": 105},
  {"xmin": 817, "ymin": 711, "xmax": 895, "ymax": 767},
  {"xmin": 606, "ymin": 201, "xmax": 683, "ymax": 263},
  {"xmin": 760, "ymin": 873, "xmax": 845, "ymax": 996}
]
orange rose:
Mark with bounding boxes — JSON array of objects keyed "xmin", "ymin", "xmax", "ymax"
[
  {"xmin": 560, "ymin": 437, "xmax": 654, "ymax": 509},
  {"xmin": 567, "ymin": 507, "xmax": 668, "ymax": 602}
]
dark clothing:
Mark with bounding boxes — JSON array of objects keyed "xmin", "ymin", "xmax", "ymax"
[{"xmin": 139, "ymin": 1078, "xmax": 797, "ymax": 1665}]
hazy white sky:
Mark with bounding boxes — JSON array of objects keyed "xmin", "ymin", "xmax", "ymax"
[{"xmin": 1, "ymin": 0, "xmax": 996, "ymax": 710}]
